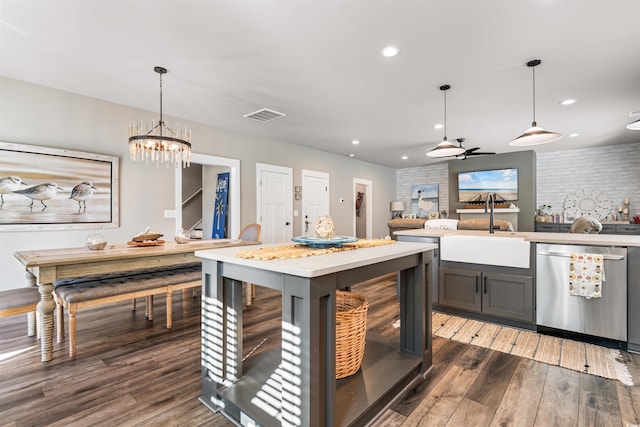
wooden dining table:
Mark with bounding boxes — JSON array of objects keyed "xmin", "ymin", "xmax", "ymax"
[{"xmin": 14, "ymin": 238, "xmax": 255, "ymax": 362}]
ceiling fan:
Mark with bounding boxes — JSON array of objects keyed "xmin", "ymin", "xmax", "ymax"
[{"xmin": 451, "ymin": 138, "xmax": 496, "ymax": 160}]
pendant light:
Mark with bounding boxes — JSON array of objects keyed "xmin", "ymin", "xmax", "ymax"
[
  {"xmin": 129, "ymin": 66, "xmax": 192, "ymax": 167},
  {"xmin": 427, "ymin": 85, "xmax": 465, "ymax": 157},
  {"xmin": 627, "ymin": 119, "xmax": 640, "ymax": 130},
  {"xmin": 510, "ymin": 59, "xmax": 562, "ymax": 146}
]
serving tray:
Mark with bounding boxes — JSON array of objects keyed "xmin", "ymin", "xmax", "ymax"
[{"xmin": 127, "ymin": 240, "xmax": 165, "ymax": 247}]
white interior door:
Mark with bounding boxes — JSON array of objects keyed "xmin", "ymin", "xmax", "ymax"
[
  {"xmin": 301, "ymin": 169, "xmax": 329, "ymax": 236},
  {"xmin": 257, "ymin": 163, "xmax": 293, "ymax": 244}
]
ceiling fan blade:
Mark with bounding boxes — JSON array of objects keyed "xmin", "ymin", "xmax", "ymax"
[{"xmin": 465, "ymin": 151, "xmax": 496, "ymax": 156}]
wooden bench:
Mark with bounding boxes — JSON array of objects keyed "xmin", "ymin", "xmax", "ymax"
[
  {"xmin": 0, "ymin": 287, "xmax": 39, "ymax": 337},
  {"xmin": 53, "ymin": 263, "xmax": 201, "ymax": 357}
]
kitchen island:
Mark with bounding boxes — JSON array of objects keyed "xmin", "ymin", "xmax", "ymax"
[{"xmin": 196, "ymin": 241, "xmax": 436, "ymax": 427}]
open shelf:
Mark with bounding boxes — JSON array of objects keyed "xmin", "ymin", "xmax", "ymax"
[{"xmin": 214, "ymin": 334, "xmax": 422, "ymax": 427}]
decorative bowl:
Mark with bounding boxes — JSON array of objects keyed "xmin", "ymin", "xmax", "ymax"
[
  {"xmin": 86, "ymin": 233, "xmax": 107, "ymax": 251},
  {"xmin": 174, "ymin": 229, "xmax": 190, "ymax": 244}
]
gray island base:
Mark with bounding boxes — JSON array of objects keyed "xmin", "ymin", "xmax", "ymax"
[{"xmin": 196, "ymin": 242, "xmax": 436, "ymax": 426}]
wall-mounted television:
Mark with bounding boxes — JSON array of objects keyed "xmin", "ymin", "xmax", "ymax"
[{"xmin": 457, "ymin": 168, "xmax": 518, "ymax": 202}]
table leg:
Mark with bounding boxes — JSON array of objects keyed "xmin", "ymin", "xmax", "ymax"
[
  {"xmin": 25, "ymin": 271, "xmax": 37, "ymax": 337},
  {"xmin": 398, "ymin": 251, "xmax": 432, "ymax": 372},
  {"xmin": 36, "ymin": 280, "xmax": 56, "ymax": 362},
  {"xmin": 202, "ymin": 262, "xmax": 243, "ymax": 387},
  {"xmin": 281, "ymin": 275, "xmax": 336, "ymax": 427}
]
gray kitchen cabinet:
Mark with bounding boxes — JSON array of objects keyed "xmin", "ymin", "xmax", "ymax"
[
  {"xmin": 534, "ymin": 223, "xmax": 561, "ymax": 232},
  {"xmin": 439, "ymin": 265, "xmax": 534, "ymax": 324},
  {"xmin": 439, "ymin": 267, "xmax": 481, "ymax": 312}
]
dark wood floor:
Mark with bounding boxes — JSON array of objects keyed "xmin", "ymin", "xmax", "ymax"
[{"xmin": 1, "ymin": 274, "xmax": 638, "ymax": 426}]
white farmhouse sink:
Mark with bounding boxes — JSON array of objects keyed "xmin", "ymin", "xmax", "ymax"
[{"xmin": 440, "ymin": 234, "xmax": 531, "ymax": 268}]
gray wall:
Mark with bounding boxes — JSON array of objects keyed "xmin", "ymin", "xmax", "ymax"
[
  {"xmin": 448, "ymin": 150, "xmax": 537, "ymax": 231},
  {"xmin": 396, "ymin": 151, "xmax": 536, "ymax": 231},
  {"xmin": 0, "ymin": 77, "xmax": 395, "ymax": 291}
]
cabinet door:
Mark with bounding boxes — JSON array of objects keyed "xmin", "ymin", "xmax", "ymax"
[
  {"xmin": 439, "ymin": 267, "xmax": 481, "ymax": 312},
  {"xmin": 559, "ymin": 224, "xmax": 572, "ymax": 233},
  {"xmin": 535, "ymin": 223, "xmax": 559, "ymax": 232},
  {"xmin": 600, "ymin": 224, "xmax": 616, "ymax": 234},
  {"xmin": 615, "ymin": 224, "xmax": 640, "ymax": 235},
  {"xmin": 482, "ymin": 272, "xmax": 534, "ymax": 322}
]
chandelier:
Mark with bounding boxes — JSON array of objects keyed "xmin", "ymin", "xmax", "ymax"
[{"xmin": 129, "ymin": 66, "xmax": 191, "ymax": 167}]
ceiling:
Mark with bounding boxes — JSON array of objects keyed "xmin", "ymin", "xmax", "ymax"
[{"xmin": 1, "ymin": 0, "xmax": 639, "ymax": 169}]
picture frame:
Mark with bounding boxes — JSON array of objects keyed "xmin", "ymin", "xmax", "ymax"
[
  {"xmin": 0, "ymin": 142, "xmax": 119, "ymax": 231},
  {"xmin": 428, "ymin": 211, "xmax": 440, "ymax": 220},
  {"xmin": 410, "ymin": 184, "xmax": 439, "ymax": 218}
]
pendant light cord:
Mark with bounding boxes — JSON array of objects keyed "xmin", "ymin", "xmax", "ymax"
[
  {"xmin": 159, "ymin": 71, "xmax": 164, "ymax": 128},
  {"xmin": 443, "ymin": 88, "xmax": 447, "ymax": 140},
  {"xmin": 532, "ymin": 64, "xmax": 536, "ymax": 125}
]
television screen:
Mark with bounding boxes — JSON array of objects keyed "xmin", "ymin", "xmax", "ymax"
[{"xmin": 458, "ymin": 168, "xmax": 518, "ymax": 202}]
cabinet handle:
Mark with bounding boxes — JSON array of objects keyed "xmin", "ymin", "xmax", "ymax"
[
  {"xmin": 475, "ymin": 276, "xmax": 478, "ymax": 293},
  {"xmin": 484, "ymin": 276, "xmax": 487, "ymax": 294}
]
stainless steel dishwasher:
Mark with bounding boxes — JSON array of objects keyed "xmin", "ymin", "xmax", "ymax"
[{"xmin": 536, "ymin": 243, "xmax": 627, "ymax": 342}]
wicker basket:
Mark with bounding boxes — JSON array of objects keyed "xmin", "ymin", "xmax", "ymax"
[{"xmin": 335, "ymin": 291, "xmax": 369, "ymax": 379}]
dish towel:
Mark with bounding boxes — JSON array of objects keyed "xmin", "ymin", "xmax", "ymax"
[{"xmin": 569, "ymin": 253, "xmax": 605, "ymax": 299}]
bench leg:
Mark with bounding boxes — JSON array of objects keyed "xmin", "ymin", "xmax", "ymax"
[
  {"xmin": 28, "ymin": 311, "xmax": 36, "ymax": 337},
  {"xmin": 56, "ymin": 302, "xmax": 65, "ymax": 343},
  {"xmin": 243, "ymin": 282, "xmax": 255, "ymax": 306},
  {"xmin": 146, "ymin": 296, "xmax": 153, "ymax": 321},
  {"xmin": 243, "ymin": 282, "xmax": 249, "ymax": 306},
  {"xmin": 131, "ymin": 298, "xmax": 136, "ymax": 311},
  {"xmin": 166, "ymin": 289, "xmax": 173, "ymax": 329},
  {"xmin": 68, "ymin": 305, "xmax": 77, "ymax": 358}
]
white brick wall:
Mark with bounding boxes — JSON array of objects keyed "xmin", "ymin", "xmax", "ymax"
[
  {"xmin": 395, "ymin": 163, "xmax": 449, "ymax": 218},
  {"xmin": 537, "ymin": 143, "xmax": 640, "ymax": 219}
]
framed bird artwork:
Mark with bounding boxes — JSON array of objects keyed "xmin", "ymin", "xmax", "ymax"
[{"xmin": 0, "ymin": 142, "xmax": 119, "ymax": 230}]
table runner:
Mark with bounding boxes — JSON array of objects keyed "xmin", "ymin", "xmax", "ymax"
[{"xmin": 236, "ymin": 238, "xmax": 395, "ymax": 260}]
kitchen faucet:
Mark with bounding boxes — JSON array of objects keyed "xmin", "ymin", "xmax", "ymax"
[{"xmin": 485, "ymin": 192, "xmax": 495, "ymax": 234}]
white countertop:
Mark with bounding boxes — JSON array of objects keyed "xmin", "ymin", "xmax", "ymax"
[
  {"xmin": 394, "ymin": 228, "xmax": 640, "ymax": 247},
  {"xmin": 196, "ymin": 241, "xmax": 437, "ymax": 278}
]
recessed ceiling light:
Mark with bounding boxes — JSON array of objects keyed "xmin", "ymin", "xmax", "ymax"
[
  {"xmin": 433, "ymin": 124, "xmax": 443, "ymax": 129},
  {"xmin": 560, "ymin": 99, "xmax": 576, "ymax": 105},
  {"xmin": 401, "ymin": 155, "xmax": 408, "ymax": 160},
  {"xmin": 352, "ymin": 140, "xmax": 360, "ymax": 145},
  {"xmin": 348, "ymin": 153, "xmax": 356, "ymax": 158},
  {"xmin": 380, "ymin": 46, "xmax": 400, "ymax": 57},
  {"xmin": 569, "ymin": 133, "xmax": 580, "ymax": 137}
]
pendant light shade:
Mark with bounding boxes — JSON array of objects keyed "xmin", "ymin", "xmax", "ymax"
[
  {"xmin": 129, "ymin": 66, "xmax": 192, "ymax": 167},
  {"xmin": 427, "ymin": 85, "xmax": 465, "ymax": 158},
  {"xmin": 510, "ymin": 59, "xmax": 561, "ymax": 146},
  {"xmin": 627, "ymin": 119, "xmax": 640, "ymax": 130}
]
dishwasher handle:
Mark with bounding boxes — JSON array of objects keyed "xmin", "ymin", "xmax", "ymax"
[{"xmin": 537, "ymin": 250, "xmax": 625, "ymax": 261}]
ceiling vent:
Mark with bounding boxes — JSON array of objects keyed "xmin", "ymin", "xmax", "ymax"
[{"xmin": 243, "ymin": 108, "xmax": 286, "ymax": 123}]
